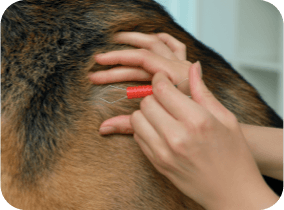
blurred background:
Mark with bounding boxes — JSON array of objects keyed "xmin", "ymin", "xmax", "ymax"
[{"xmin": 155, "ymin": 0, "xmax": 283, "ymax": 118}]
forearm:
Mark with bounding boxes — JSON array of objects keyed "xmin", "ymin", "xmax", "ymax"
[
  {"xmin": 207, "ymin": 183, "xmax": 279, "ymax": 210},
  {"xmin": 240, "ymin": 123, "xmax": 283, "ymax": 180}
]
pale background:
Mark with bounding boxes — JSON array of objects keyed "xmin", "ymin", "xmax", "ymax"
[{"xmin": 155, "ymin": 0, "xmax": 283, "ymax": 118}]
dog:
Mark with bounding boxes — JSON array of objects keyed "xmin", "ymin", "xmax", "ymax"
[{"xmin": 1, "ymin": 0, "xmax": 282, "ymax": 209}]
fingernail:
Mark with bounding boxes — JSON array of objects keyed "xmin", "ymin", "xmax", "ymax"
[{"xmin": 99, "ymin": 126, "xmax": 116, "ymax": 135}]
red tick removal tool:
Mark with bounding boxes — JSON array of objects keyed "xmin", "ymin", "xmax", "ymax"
[{"xmin": 98, "ymin": 78, "xmax": 190, "ymax": 104}]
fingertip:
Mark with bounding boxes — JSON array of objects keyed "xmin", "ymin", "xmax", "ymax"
[
  {"xmin": 99, "ymin": 126, "xmax": 117, "ymax": 135},
  {"xmin": 94, "ymin": 53, "xmax": 105, "ymax": 62},
  {"xmin": 88, "ymin": 72, "xmax": 96, "ymax": 84},
  {"xmin": 88, "ymin": 72, "xmax": 102, "ymax": 84},
  {"xmin": 89, "ymin": 70, "xmax": 118, "ymax": 85}
]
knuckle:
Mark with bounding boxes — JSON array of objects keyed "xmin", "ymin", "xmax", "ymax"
[
  {"xmin": 154, "ymin": 81, "xmax": 167, "ymax": 94},
  {"xmin": 155, "ymin": 150, "xmax": 170, "ymax": 167},
  {"xmin": 150, "ymin": 42, "xmax": 164, "ymax": 51},
  {"xmin": 149, "ymin": 35, "xmax": 161, "ymax": 44},
  {"xmin": 178, "ymin": 42, "xmax": 186, "ymax": 51},
  {"xmin": 195, "ymin": 116, "xmax": 214, "ymax": 132},
  {"xmin": 156, "ymin": 32, "xmax": 168, "ymax": 39},
  {"xmin": 138, "ymin": 48, "xmax": 150, "ymax": 57},
  {"xmin": 140, "ymin": 95, "xmax": 153, "ymax": 110},
  {"xmin": 131, "ymin": 110, "xmax": 141, "ymax": 122},
  {"xmin": 166, "ymin": 124, "xmax": 190, "ymax": 156},
  {"xmin": 138, "ymin": 49, "xmax": 150, "ymax": 67},
  {"xmin": 168, "ymin": 134, "xmax": 187, "ymax": 156}
]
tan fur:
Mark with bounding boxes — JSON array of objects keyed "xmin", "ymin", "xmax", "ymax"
[{"xmin": 1, "ymin": 0, "xmax": 282, "ymax": 209}]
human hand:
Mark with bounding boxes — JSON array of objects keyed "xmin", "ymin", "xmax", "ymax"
[
  {"xmin": 90, "ymin": 32, "xmax": 192, "ymax": 134},
  {"xmin": 100, "ymin": 59, "xmax": 278, "ymax": 209},
  {"xmin": 90, "ymin": 32, "xmax": 278, "ymax": 208},
  {"xmin": 89, "ymin": 32, "xmax": 192, "ymax": 96},
  {"xmin": 131, "ymin": 64, "xmax": 278, "ymax": 209}
]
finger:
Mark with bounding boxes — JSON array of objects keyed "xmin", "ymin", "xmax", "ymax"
[
  {"xmin": 89, "ymin": 66, "xmax": 152, "ymax": 85},
  {"xmin": 139, "ymin": 94, "xmax": 192, "ymax": 162},
  {"xmin": 151, "ymin": 71, "xmax": 208, "ymax": 124},
  {"xmin": 139, "ymin": 94, "xmax": 182, "ymax": 144},
  {"xmin": 99, "ymin": 115, "xmax": 133, "ymax": 135},
  {"xmin": 134, "ymin": 133, "xmax": 172, "ymax": 176},
  {"xmin": 114, "ymin": 32, "xmax": 177, "ymax": 60},
  {"xmin": 130, "ymin": 110, "xmax": 167, "ymax": 155},
  {"xmin": 95, "ymin": 49, "xmax": 174, "ymax": 82},
  {"xmin": 189, "ymin": 61, "xmax": 230, "ymax": 122},
  {"xmin": 133, "ymin": 133, "xmax": 155, "ymax": 161},
  {"xmin": 156, "ymin": 33, "xmax": 187, "ymax": 60}
]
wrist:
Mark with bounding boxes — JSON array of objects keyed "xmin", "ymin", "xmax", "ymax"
[
  {"xmin": 206, "ymin": 179, "xmax": 279, "ymax": 210},
  {"xmin": 240, "ymin": 123, "xmax": 283, "ymax": 180}
]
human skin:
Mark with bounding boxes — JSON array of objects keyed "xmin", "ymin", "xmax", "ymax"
[
  {"xmin": 89, "ymin": 32, "xmax": 280, "ymax": 209},
  {"xmin": 240, "ymin": 124, "xmax": 283, "ymax": 181},
  {"xmin": 3, "ymin": 0, "xmax": 281, "ymax": 208},
  {"xmin": 90, "ymin": 32, "xmax": 283, "ymax": 182},
  {"xmin": 98, "ymin": 114, "xmax": 283, "ymax": 182}
]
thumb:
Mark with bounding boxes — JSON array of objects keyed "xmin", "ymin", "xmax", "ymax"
[
  {"xmin": 189, "ymin": 61, "xmax": 229, "ymax": 120},
  {"xmin": 99, "ymin": 115, "xmax": 134, "ymax": 135}
]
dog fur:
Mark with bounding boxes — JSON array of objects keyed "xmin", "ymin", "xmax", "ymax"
[{"xmin": 1, "ymin": 0, "xmax": 282, "ymax": 209}]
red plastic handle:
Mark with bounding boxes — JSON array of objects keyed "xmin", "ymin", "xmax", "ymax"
[{"xmin": 127, "ymin": 85, "xmax": 153, "ymax": 99}]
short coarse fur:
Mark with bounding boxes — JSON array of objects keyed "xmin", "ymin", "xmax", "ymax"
[{"xmin": 1, "ymin": 0, "xmax": 282, "ymax": 209}]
